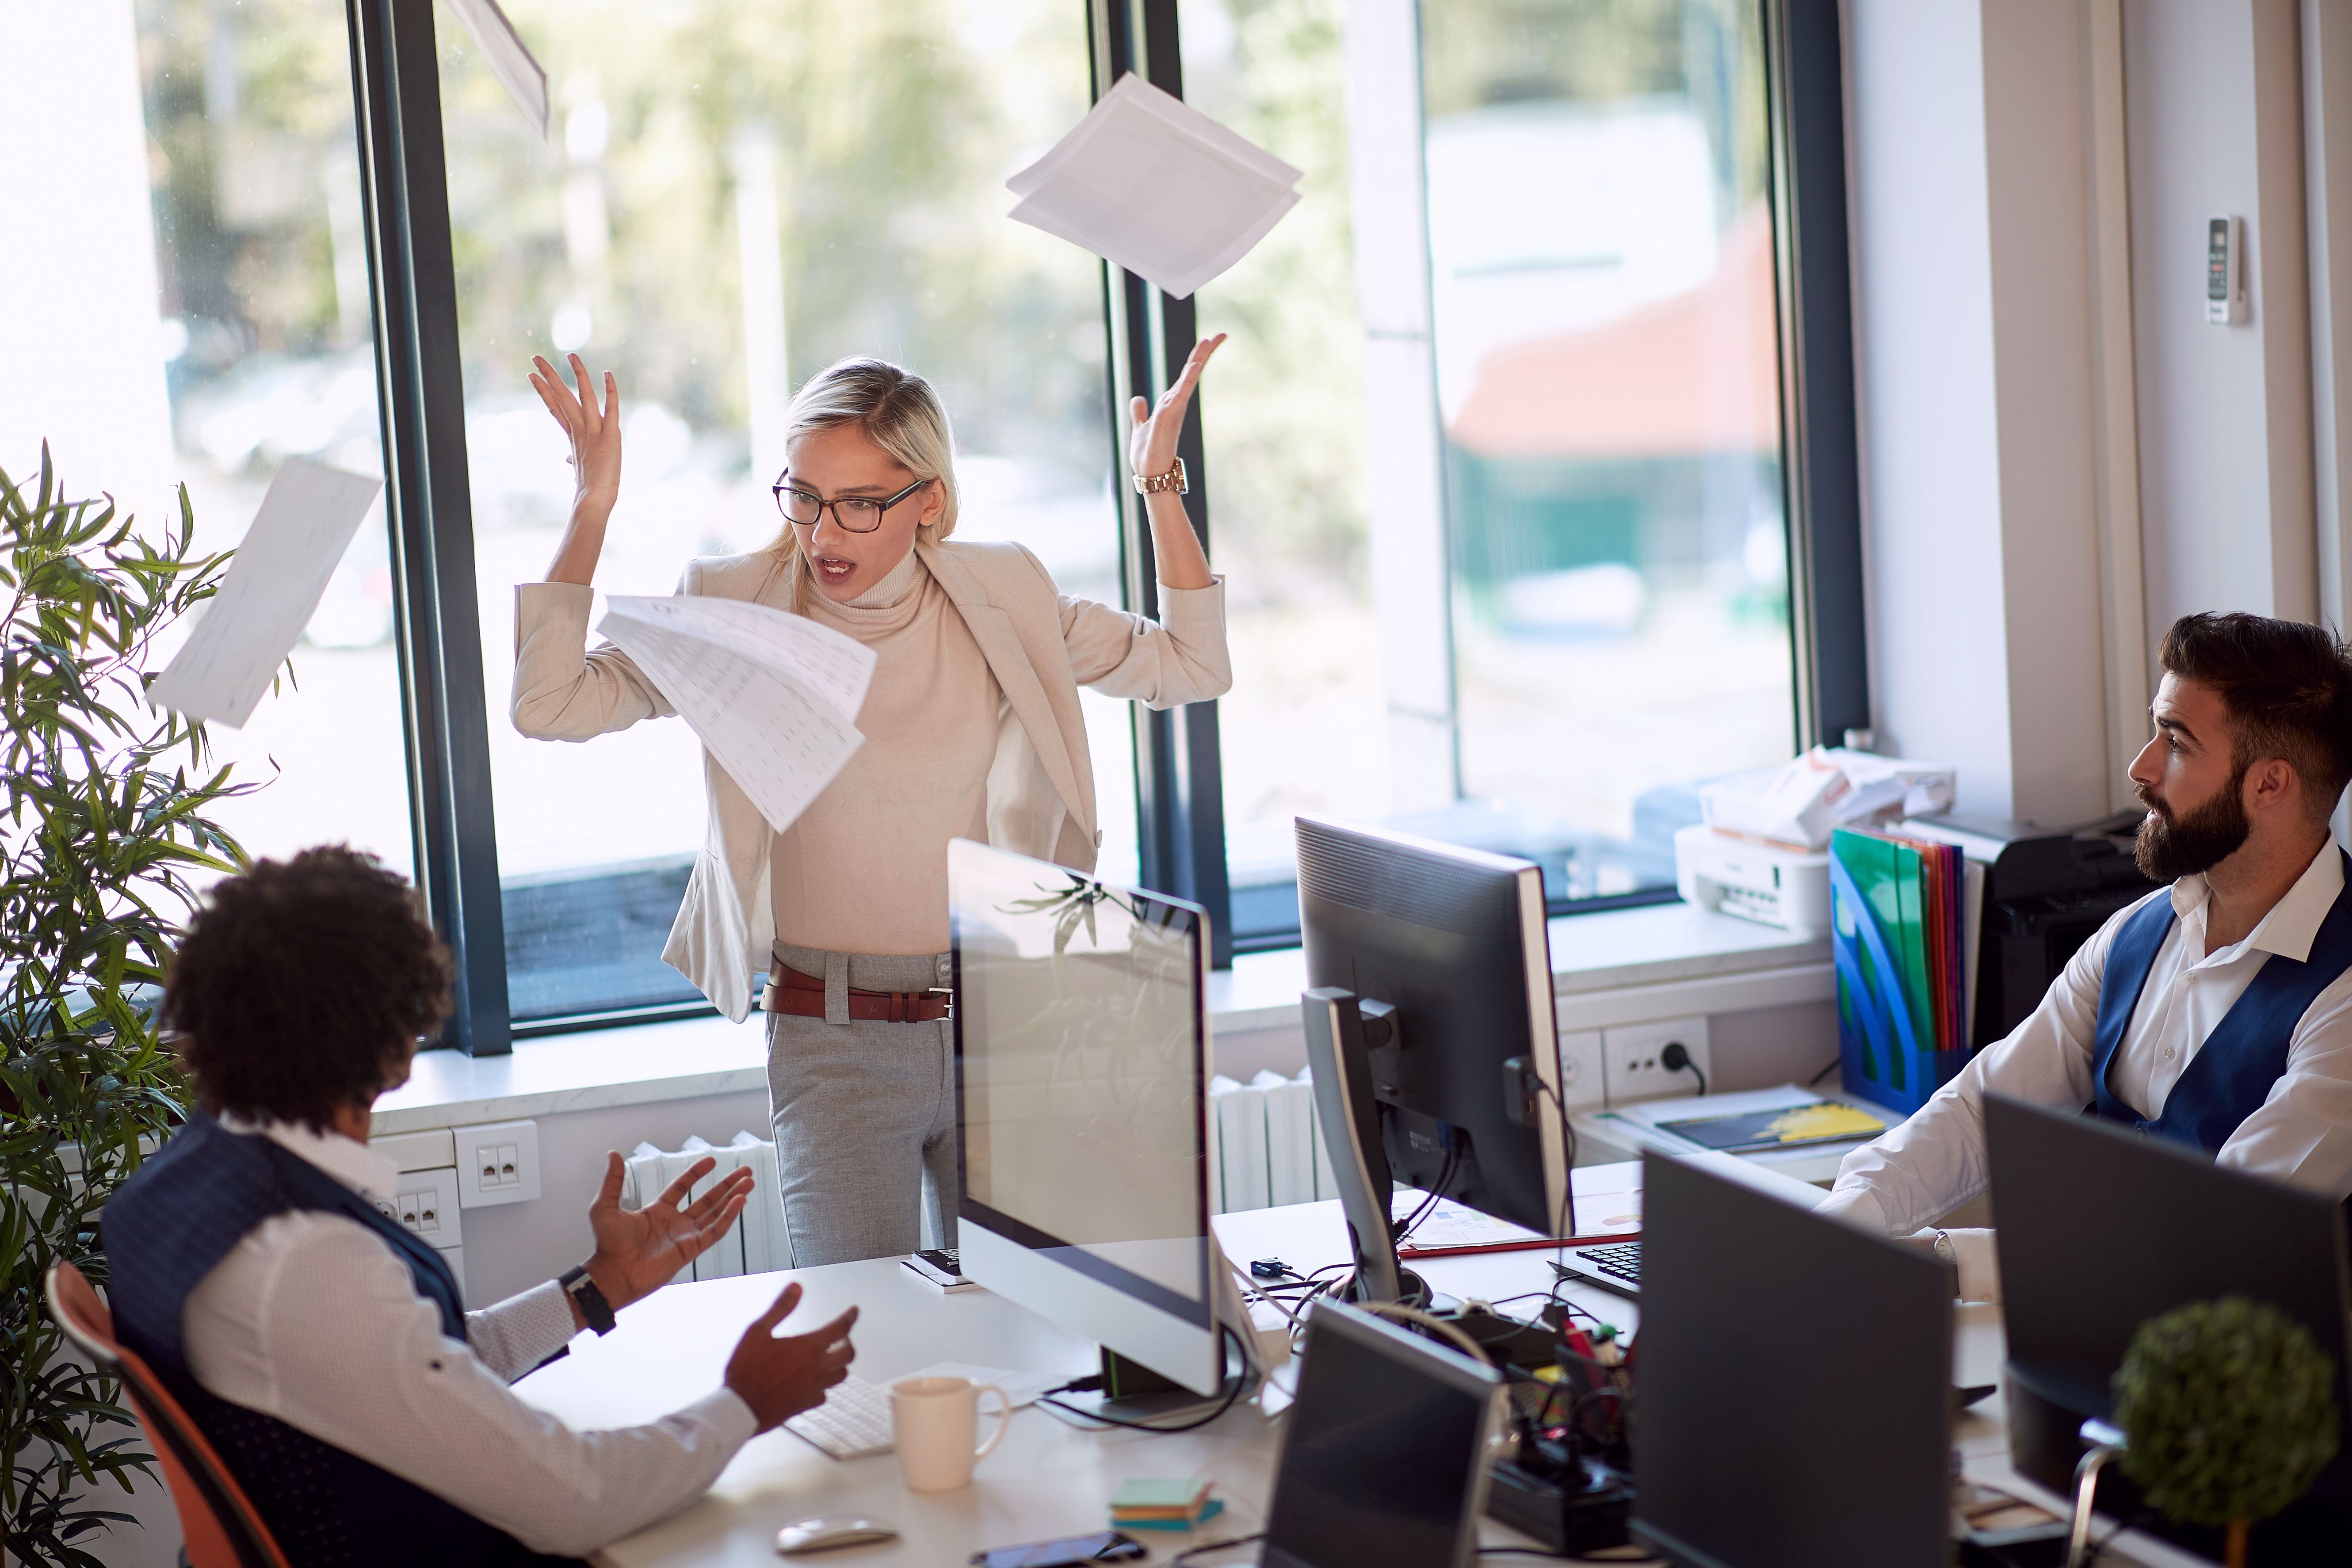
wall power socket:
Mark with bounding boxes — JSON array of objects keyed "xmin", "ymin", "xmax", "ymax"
[{"xmin": 1602, "ymin": 1017, "xmax": 1712, "ymax": 1107}]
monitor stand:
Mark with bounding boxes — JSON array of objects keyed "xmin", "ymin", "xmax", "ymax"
[{"xmin": 1302, "ymin": 986, "xmax": 1435, "ymax": 1309}]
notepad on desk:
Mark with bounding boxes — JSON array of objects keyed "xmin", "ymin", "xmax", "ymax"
[{"xmin": 1653, "ymin": 1099, "xmax": 1887, "ymax": 1154}]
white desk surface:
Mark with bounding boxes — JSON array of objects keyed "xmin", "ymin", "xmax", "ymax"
[{"xmin": 515, "ymin": 1193, "xmax": 2203, "ymax": 1568}]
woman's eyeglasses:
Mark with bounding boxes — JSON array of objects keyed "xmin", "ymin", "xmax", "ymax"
[{"xmin": 771, "ymin": 475, "xmax": 931, "ymax": 534}]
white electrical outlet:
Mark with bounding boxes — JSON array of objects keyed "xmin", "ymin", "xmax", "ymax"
[
  {"xmin": 374, "ymin": 1165, "xmax": 463, "ymax": 1246},
  {"xmin": 1555, "ymin": 1027, "xmax": 1606, "ymax": 1113},
  {"xmin": 1602, "ymin": 1016, "xmax": 1712, "ymax": 1107},
  {"xmin": 453, "ymin": 1119, "xmax": 541, "ymax": 1208}
]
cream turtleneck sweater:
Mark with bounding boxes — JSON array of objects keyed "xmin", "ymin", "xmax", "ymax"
[{"xmin": 769, "ymin": 548, "xmax": 1002, "ymax": 956}]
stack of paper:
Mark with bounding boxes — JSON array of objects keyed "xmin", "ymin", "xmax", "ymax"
[
  {"xmin": 1007, "ymin": 72, "xmax": 1302, "ymax": 299},
  {"xmin": 1110, "ymin": 1478, "xmax": 1221, "ymax": 1532},
  {"xmin": 597, "ymin": 595, "xmax": 877, "ymax": 836}
]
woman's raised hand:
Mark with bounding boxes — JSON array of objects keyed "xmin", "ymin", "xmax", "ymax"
[
  {"xmin": 1127, "ymin": 332, "xmax": 1226, "ymax": 481},
  {"xmin": 530, "ymin": 353, "xmax": 623, "ymax": 512}
]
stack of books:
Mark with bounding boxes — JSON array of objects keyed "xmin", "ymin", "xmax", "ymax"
[{"xmin": 1110, "ymin": 1478, "xmax": 1223, "ymax": 1532}]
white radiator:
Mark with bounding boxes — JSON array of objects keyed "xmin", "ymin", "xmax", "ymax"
[
  {"xmin": 1209, "ymin": 1068, "xmax": 1339, "ymax": 1214},
  {"xmin": 619, "ymin": 1133, "xmax": 786, "ymax": 1281}
]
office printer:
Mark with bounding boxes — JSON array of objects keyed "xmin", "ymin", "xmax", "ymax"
[{"xmin": 1900, "ymin": 811, "xmax": 2157, "ymax": 1049}]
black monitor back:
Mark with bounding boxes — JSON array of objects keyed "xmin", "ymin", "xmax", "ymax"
[
  {"xmin": 1632, "ymin": 1152, "xmax": 1954, "ymax": 1568},
  {"xmin": 1986, "ymin": 1094, "xmax": 2352, "ymax": 1551},
  {"xmin": 1295, "ymin": 817, "xmax": 1554, "ymax": 1234}
]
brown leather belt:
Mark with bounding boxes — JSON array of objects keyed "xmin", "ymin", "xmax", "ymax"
[{"xmin": 763, "ymin": 964, "xmax": 951, "ymax": 1023}]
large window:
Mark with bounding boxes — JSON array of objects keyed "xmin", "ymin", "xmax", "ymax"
[
  {"xmin": 435, "ymin": 0, "xmax": 1135, "ymax": 1023},
  {"xmin": 4, "ymin": 1, "xmax": 414, "ymax": 885},
  {"xmin": 4, "ymin": 0, "xmax": 1855, "ymax": 1051},
  {"xmin": 1187, "ymin": 0, "xmax": 1797, "ymax": 946}
]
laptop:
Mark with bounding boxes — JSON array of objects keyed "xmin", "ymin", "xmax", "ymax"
[
  {"xmin": 1259, "ymin": 1300, "xmax": 1507, "ymax": 1568},
  {"xmin": 1985, "ymin": 1094, "xmax": 2352, "ymax": 1558},
  {"xmin": 1632, "ymin": 1150, "xmax": 1955, "ymax": 1568}
]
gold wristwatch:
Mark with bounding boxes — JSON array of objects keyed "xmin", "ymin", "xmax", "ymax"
[{"xmin": 1132, "ymin": 458, "xmax": 1188, "ymax": 496}]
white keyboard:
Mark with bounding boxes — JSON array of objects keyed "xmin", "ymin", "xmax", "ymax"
[{"xmin": 783, "ymin": 1375, "xmax": 894, "ymax": 1460}]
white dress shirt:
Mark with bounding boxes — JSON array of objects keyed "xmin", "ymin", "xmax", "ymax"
[
  {"xmin": 180, "ymin": 1117, "xmax": 756, "ymax": 1557},
  {"xmin": 1818, "ymin": 839, "xmax": 2352, "ymax": 1301}
]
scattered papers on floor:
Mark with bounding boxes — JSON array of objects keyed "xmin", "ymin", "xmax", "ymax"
[
  {"xmin": 1007, "ymin": 72, "xmax": 1302, "ymax": 299},
  {"xmin": 443, "ymin": 0, "xmax": 548, "ymax": 139},
  {"xmin": 596, "ymin": 595, "xmax": 876, "ymax": 835},
  {"xmin": 147, "ymin": 458, "xmax": 383, "ymax": 729}
]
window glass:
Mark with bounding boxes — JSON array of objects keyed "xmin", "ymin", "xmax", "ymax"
[
  {"xmin": 438, "ymin": 0, "xmax": 1133, "ymax": 1022},
  {"xmin": 1185, "ymin": 0, "xmax": 1794, "ymax": 943},
  {"xmin": 3, "ymin": 2, "xmax": 414, "ymax": 883}
]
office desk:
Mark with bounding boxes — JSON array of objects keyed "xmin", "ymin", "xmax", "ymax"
[{"xmin": 515, "ymin": 1198, "xmax": 2205, "ymax": 1568}]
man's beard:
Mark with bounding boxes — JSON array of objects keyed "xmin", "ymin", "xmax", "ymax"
[{"xmin": 2134, "ymin": 765, "xmax": 2252, "ymax": 881}]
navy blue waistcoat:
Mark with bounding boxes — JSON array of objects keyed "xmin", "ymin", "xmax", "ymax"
[
  {"xmin": 2090, "ymin": 850, "xmax": 2352, "ymax": 1151},
  {"xmin": 104, "ymin": 1113, "xmax": 574, "ymax": 1568}
]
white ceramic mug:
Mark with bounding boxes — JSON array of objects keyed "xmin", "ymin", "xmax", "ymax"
[{"xmin": 888, "ymin": 1375, "xmax": 1012, "ymax": 1492}]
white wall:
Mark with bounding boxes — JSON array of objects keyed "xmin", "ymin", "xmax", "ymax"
[
  {"xmin": 1848, "ymin": 0, "xmax": 2111, "ymax": 827},
  {"xmin": 2125, "ymin": 0, "xmax": 2318, "ymax": 641}
]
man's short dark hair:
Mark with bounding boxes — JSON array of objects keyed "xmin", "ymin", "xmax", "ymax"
[
  {"xmin": 164, "ymin": 847, "xmax": 451, "ymax": 1132},
  {"xmin": 2160, "ymin": 612, "xmax": 2352, "ymax": 820}
]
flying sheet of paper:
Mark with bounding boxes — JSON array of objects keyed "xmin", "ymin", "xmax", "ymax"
[
  {"xmin": 598, "ymin": 595, "xmax": 878, "ymax": 836},
  {"xmin": 443, "ymin": 0, "xmax": 550, "ymax": 141},
  {"xmin": 147, "ymin": 458, "xmax": 384, "ymax": 729},
  {"xmin": 1007, "ymin": 71, "xmax": 1302, "ymax": 299}
]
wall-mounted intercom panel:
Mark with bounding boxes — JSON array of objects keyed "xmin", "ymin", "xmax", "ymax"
[{"xmin": 2207, "ymin": 215, "xmax": 2246, "ymax": 324}]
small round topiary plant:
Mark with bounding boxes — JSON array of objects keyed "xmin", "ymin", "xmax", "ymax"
[{"xmin": 2112, "ymin": 1295, "xmax": 2339, "ymax": 1568}]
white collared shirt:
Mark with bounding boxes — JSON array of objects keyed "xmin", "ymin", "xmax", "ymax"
[
  {"xmin": 1819, "ymin": 839, "xmax": 2352, "ymax": 1299},
  {"xmin": 179, "ymin": 1116, "xmax": 756, "ymax": 1557}
]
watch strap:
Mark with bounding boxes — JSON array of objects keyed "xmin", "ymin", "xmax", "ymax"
[
  {"xmin": 559, "ymin": 1263, "xmax": 618, "ymax": 1335},
  {"xmin": 1131, "ymin": 458, "xmax": 1188, "ymax": 496}
]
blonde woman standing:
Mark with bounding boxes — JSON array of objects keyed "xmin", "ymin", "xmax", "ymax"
[{"xmin": 512, "ymin": 341, "xmax": 1231, "ymax": 1267}]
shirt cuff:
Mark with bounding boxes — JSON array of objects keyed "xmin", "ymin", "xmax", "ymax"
[
  {"xmin": 690, "ymin": 1385, "xmax": 761, "ymax": 1449},
  {"xmin": 514, "ymin": 580, "xmax": 596, "ymax": 637},
  {"xmin": 466, "ymin": 1280, "xmax": 580, "ymax": 1381}
]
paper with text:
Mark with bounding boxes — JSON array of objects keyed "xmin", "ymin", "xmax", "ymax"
[
  {"xmin": 1007, "ymin": 72, "xmax": 1301, "ymax": 299},
  {"xmin": 147, "ymin": 458, "xmax": 384, "ymax": 729},
  {"xmin": 443, "ymin": 0, "xmax": 549, "ymax": 141},
  {"xmin": 598, "ymin": 595, "xmax": 878, "ymax": 835}
]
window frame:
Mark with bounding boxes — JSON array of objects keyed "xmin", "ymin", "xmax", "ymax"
[{"xmin": 334, "ymin": 0, "xmax": 1863, "ymax": 1053}]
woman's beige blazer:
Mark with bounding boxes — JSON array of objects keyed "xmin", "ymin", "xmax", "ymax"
[{"xmin": 511, "ymin": 538, "xmax": 1232, "ymax": 1020}]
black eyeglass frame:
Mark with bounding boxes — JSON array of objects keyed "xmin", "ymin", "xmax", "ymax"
[{"xmin": 771, "ymin": 473, "xmax": 933, "ymax": 533}]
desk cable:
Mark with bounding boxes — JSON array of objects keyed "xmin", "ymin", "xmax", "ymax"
[{"xmin": 1034, "ymin": 1324, "xmax": 1252, "ymax": 1434}]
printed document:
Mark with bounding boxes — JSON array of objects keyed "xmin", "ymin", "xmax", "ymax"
[
  {"xmin": 1007, "ymin": 72, "xmax": 1301, "ymax": 299},
  {"xmin": 597, "ymin": 595, "xmax": 878, "ymax": 835},
  {"xmin": 147, "ymin": 458, "xmax": 383, "ymax": 729},
  {"xmin": 443, "ymin": 0, "xmax": 549, "ymax": 140}
]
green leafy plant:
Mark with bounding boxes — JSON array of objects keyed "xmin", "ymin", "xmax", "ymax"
[
  {"xmin": 1, "ymin": 448, "xmax": 253, "ymax": 1567},
  {"xmin": 2113, "ymin": 1294, "xmax": 2340, "ymax": 1568}
]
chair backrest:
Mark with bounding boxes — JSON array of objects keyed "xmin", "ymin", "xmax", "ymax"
[{"xmin": 44, "ymin": 1263, "xmax": 292, "ymax": 1568}]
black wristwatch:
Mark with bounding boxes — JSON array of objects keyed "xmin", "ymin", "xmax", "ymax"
[{"xmin": 559, "ymin": 1264, "xmax": 617, "ymax": 1335}]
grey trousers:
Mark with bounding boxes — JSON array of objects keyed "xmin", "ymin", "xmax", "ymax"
[{"xmin": 764, "ymin": 942, "xmax": 958, "ymax": 1269}]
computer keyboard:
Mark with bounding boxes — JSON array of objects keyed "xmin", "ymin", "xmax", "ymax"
[
  {"xmin": 782, "ymin": 1375, "xmax": 894, "ymax": 1459},
  {"xmin": 1552, "ymin": 1240, "xmax": 1641, "ymax": 1295}
]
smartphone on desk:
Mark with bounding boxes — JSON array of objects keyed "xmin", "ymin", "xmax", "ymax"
[
  {"xmin": 902, "ymin": 1248, "xmax": 982, "ymax": 1293},
  {"xmin": 970, "ymin": 1530, "xmax": 1146, "ymax": 1567}
]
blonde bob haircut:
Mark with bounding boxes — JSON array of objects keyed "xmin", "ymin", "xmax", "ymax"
[{"xmin": 770, "ymin": 357, "xmax": 958, "ymax": 603}]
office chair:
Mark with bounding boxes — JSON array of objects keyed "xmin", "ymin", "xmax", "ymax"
[{"xmin": 44, "ymin": 1262, "xmax": 291, "ymax": 1568}]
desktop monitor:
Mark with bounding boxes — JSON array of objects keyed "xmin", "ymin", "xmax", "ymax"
[
  {"xmin": 1986, "ymin": 1094, "xmax": 2352, "ymax": 1552},
  {"xmin": 1293, "ymin": 817, "xmax": 1571, "ymax": 1296},
  {"xmin": 948, "ymin": 838, "xmax": 1223, "ymax": 1396},
  {"xmin": 1260, "ymin": 1300, "xmax": 1506, "ymax": 1568},
  {"xmin": 1632, "ymin": 1150, "xmax": 1955, "ymax": 1568}
]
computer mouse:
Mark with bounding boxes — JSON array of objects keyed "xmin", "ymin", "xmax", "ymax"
[{"xmin": 775, "ymin": 1516, "xmax": 900, "ymax": 1555}]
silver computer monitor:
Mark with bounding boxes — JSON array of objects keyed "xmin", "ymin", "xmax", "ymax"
[{"xmin": 949, "ymin": 837, "xmax": 1221, "ymax": 1395}]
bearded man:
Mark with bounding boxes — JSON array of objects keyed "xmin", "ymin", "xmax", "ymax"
[{"xmin": 1818, "ymin": 611, "xmax": 2352, "ymax": 1300}]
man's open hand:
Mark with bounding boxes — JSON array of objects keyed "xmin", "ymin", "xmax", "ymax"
[
  {"xmin": 725, "ymin": 1283, "xmax": 859, "ymax": 1431},
  {"xmin": 580, "ymin": 1152, "xmax": 754, "ymax": 1313}
]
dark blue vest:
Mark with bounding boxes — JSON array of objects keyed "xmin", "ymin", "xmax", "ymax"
[
  {"xmin": 105, "ymin": 1114, "xmax": 573, "ymax": 1568},
  {"xmin": 2090, "ymin": 851, "xmax": 2352, "ymax": 1152}
]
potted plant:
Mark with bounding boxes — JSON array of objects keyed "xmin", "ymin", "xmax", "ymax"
[
  {"xmin": 1, "ymin": 448, "xmax": 251, "ymax": 1567},
  {"xmin": 2112, "ymin": 1294, "xmax": 2340, "ymax": 1568}
]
